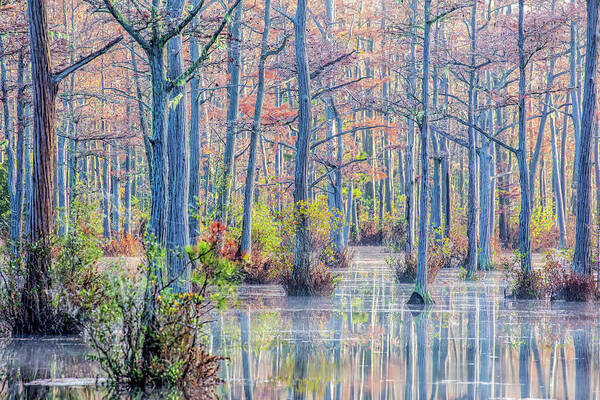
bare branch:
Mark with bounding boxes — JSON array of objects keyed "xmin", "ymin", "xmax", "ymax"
[{"xmin": 54, "ymin": 36, "xmax": 123, "ymax": 84}]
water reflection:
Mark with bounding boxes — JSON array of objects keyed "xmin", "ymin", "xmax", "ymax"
[
  {"xmin": 219, "ymin": 248, "xmax": 600, "ymax": 399},
  {"xmin": 1, "ymin": 247, "xmax": 599, "ymax": 399}
]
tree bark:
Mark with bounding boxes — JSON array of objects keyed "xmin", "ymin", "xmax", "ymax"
[
  {"xmin": 517, "ymin": 0, "xmax": 532, "ymax": 274},
  {"xmin": 573, "ymin": 0, "xmax": 599, "ymax": 277},
  {"xmin": 218, "ymin": 0, "xmax": 244, "ymax": 223},
  {"xmin": 291, "ymin": 0, "xmax": 312, "ymax": 295},
  {"xmin": 240, "ymin": 0, "xmax": 271, "ymax": 256},
  {"xmin": 166, "ymin": 0, "xmax": 191, "ymax": 291},
  {"xmin": 411, "ymin": 0, "xmax": 433, "ymax": 304}
]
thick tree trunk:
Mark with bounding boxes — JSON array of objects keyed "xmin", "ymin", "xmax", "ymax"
[
  {"xmin": 148, "ymin": 50, "xmax": 169, "ymax": 246},
  {"xmin": 291, "ymin": 0, "xmax": 312, "ymax": 295},
  {"xmin": 166, "ymin": 0, "xmax": 191, "ymax": 291},
  {"xmin": 572, "ymin": 0, "xmax": 599, "ymax": 277},
  {"xmin": 411, "ymin": 0, "xmax": 433, "ymax": 304},
  {"xmin": 517, "ymin": 0, "xmax": 532, "ymax": 274},
  {"xmin": 21, "ymin": 0, "xmax": 58, "ymax": 333}
]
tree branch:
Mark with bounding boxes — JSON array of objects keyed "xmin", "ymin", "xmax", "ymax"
[
  {"xmin": 160, "ymin": 0, "xmax": 206, "ymax": 46},
  {"xmin": 54, "ymin": 36, "xmax": 123, "ymax": 84},
  {"xmin": 312, "ymin": 76, "xmax": 367, "ymax": 100},
  {"xmin": 310, "ymin": 50, "xmax": 356, "ymax": 80},
  {"xmin": 102, "ymin": 0, "xmax": 150, "ymax": 51},
  {"xmin": 169, "ymin": 0, "xmax": 242, "ymax": 89}
]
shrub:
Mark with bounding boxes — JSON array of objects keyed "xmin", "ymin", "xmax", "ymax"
[
  {"xmin": 503, "ymin": 251, "xmax": 597, "ymax": 301},
  {"xmin": 557, "ymin": 271, "xmax": 597, "ymax": 302},
  {"xmin": 320, "ymin": 246, "xmax": 353, "ymax": 270},
  {"xmin": 0, "ymin": 230, "xmax": 106, "ymax": 336},
  {"xmin": 278, "ymin": 253, "xmax": 339, "ymax": 296},
  {"xmin": 392, "ymin": 235, "xmax": 448, "ymax": 284},
  {"xmin": 503, "ymin": 252, "xmax": 561, "ymax": 299},
  {"xmin": 103, "ymin": 234, "xmax": 144, "ymax": 257},
  {"xmin": 85, "ymin": 239, "xmax": 238, "ymax": 397},
  {"xmin": 237, "ymin": 198, "xmax": 343, "ymax": 292}
]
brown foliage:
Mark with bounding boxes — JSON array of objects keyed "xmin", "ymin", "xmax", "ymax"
[{"xmin": 103, "ymin": 234, "xmax": 144, "ymax": 257}]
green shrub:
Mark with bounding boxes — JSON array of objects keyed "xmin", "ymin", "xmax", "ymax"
[
  {"xmin": 85, "ymin": 238, "xmax": 238, "ymax": 397},
  {"xmin": 0, "ymin": 230, "xmax": 105, "ymax": 336}
]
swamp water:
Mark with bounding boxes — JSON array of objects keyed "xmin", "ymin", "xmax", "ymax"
[{"xmin": 1, "ymin": 247, "xmax": 599, "ymax": 399}]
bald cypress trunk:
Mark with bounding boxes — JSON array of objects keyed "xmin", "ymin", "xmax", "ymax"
[
  {"xmin": 573, "ymin": 0, "xmax": 599, "ymax": 277},
  {"xmin": 218, "ymin": 1, "xmax": 244, "ymax": 223},
  {"xmin": 111, "ymin": 148, "xmax": 121, "ymax": 242},
  {"xmin": 291, "ymin": 0, "xmax": 312, "ymax": 295},
  {"xmin": 166, "ymin": 0, "xmax": 191, "ymax": 291},
  {"xmin": 188, "ymin": 0, "xmax": 202, "ymax": 242},
  {"xmin": 405, "ymin": 0, "xmax": 417, "ymax": 255},
  {"xmin": 517, "ymin": 0, "xmax": 532, "ymax": 274},
  {"xmin": 241, "ymin": 0, "xmax": 271, "ymax": 256},
  {"xmin": 465, "ymin": 0, "xmax": 479, "ymax": 278},
  {"xmin": 410, "ymin": 0, "xmax": 433, "ymax": 304}
]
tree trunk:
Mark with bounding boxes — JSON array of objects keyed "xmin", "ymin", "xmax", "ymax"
[
  {"xmin": 466, "ymin": 0, "xmax": 479, "ymax": 278},
  {"xmin": 57, "ymin": 127, "xmax": 67, "ymax": 236},
  {"xmin": 405, "ymin": 0, "xmax": 417, "ymax": 255},
  {"xmin": 517, "ymin": 0, "xmax": 532, "ymax": 274},
  {"xmin": 218, "ymin": 1, "xmax": 244, "ymax": 223},
  {"xmin": 124, "ymin": 146, "xmax": 132, "ymax": 236},
  {"xmin": 21, "ymin": 0, "xmax": 58, "ymax": 334},
  {"xmin": 188, "ymin": 4, "xmax": 202, "ymax": 242},
  {"xmin": 102, "ymin": 143, "xmax": 111, "ymax": 240},
  {"xmin": 148, "ymin": 49, "xmax": 169, "ymax": 246},
  {"xmin": 8, "ymin": 53, "xmax": 26, "ymax": 257},
  {"xmin": 166, "ymin": 0, "xmax": 191, "ymax": 291},
  {"xmin": 411, "ymin": 0, "xmax": 433, "ymax": 304},
  {"xmin": 241, "ymin": 0, "xmax": 271, "ymax": 256},
  {"xmin": 291, "ymin": 0, "xmax": 312, "ymax": 295},
  {"xmin": 111, "ymin": 148, "xmax": 121, "ymax": 241},
  {"xmin": 550, "ymin": 96, "xmax": 566, "ymax": 248},
  {"xmin": 573, "ymin": 0, "xmax": 599, "ymax": 277}
]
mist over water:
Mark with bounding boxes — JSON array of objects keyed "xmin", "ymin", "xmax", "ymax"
[{"xmin": 1, "ymin": 247, "xmax": 599, "ymax": 399}]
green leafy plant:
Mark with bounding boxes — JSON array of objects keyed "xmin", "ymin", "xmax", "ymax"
[{"xmin": 85, "ymin": 233, "xmax": 238, "ymax": 397}]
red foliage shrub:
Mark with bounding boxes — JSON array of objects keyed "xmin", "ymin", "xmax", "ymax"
[
  {"xmin": 103, "ymin": 234, "xmax": 144, "ymax": 257},
  {"xmin": 556, "ymin": 270, "xmax": 598, "ymax": 302},
  {"xmin": 504, "ymin": 252, "xmax": 598, "ymax": 301}
]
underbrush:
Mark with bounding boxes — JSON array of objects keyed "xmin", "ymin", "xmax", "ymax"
[
  {"xmin": 85, "ymin": 239, "xmax": 238, "ymax": 398},
  {"xmin": 503, "ymin": 251, "xmax": 598, "ymax": 301},
  {"xmin": 236, "ymin": 199, "xmax": 347, "ymax": 295},
  {"xmin": 0, "ymin": 230, "xmax": 105, "ymax": 336},
  {"xmin": 103, "ymin": 233, "xmax": 144, "ymax": 257},
  {"xmin": 391, "ymin": 234, "xmax": 449, "ymax": 284},
  {"xmin": 351, "ymin": 214, "xmax": 406, "ymax": 248}
]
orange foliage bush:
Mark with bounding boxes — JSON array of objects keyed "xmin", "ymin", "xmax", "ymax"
[{"xmin": 103, "ymin": 234, "xmax": 144, "ymax": 257}]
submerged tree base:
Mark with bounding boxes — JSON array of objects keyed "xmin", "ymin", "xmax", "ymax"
[{"xmin": 407, "ymin": 286, "xmax": 435, "ymax": 305}]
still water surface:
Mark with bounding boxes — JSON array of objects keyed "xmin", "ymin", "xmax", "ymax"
[{"xmin": 1, "ymin": 247, "xmax": 599, "ymax": 399}]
